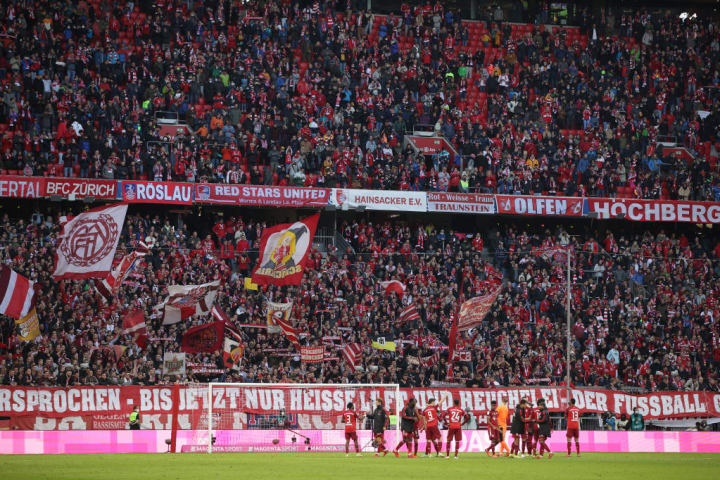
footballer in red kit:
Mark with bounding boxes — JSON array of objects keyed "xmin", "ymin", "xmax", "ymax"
[
  {"xmin": 422, "ymin": 398, "xmax": 443, "ymax": 456},
  {"xmin": 341, "ymin": 402, "xmax": 363, "ymax": 456},
  {"xmin": 484, "ymin": 400, "xmax": 501, "ymax": 456},
  {"xmin": 566, "ymin": 398, "xmax": 581, "ymax": 456},
  {"xmin": 444, "ymin": 399, "xmax": 469, "ymax": 459}
]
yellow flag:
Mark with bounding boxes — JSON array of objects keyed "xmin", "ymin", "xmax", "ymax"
[
  {"xmin": 15, "ymin": 307, "xmax": 40, "ymax": 341},
  {"xmin": 371, "ymin": 337, "xmax": 396, "ymax": 352},
  {"xmin": 244, "ymin": 277, "xmax": 258, "ymax": 291}
]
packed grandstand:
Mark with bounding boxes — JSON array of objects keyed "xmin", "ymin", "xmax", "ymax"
[{"xmin": 0, "ymin": 0, "xmax": 720, "ymax": 434}]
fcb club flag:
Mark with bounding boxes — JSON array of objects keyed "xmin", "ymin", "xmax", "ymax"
[
  {"xmin": 154, "ymin": 280, "xmax": 221, "ymax": 325},
  {"xmin": 379, "ymin": 280, "xmax": 406, "ymax": 296},
  {"xmin": 95, "ymin": 242, "xmax": 149, "ymax": 303},
  {"xmin": 457, "ymin": 287, "xmax": 502, "ymax": 331},
  {"xmin": 180, "ymin": 321, "xmax": 225, "ymax": 354},
  {"xmin": 223, "ymin": 323, "xmax": 244, "ymax": 368},
  {"xmin": 53, "ymin": 203, "xmax": 128, "ymax": 280},
  {"xmin": 251, "ymin": 213, "xmax": 320, "ymax": 286},
  {"xmin": 341, "ymin": 343, "xmax": 362, "ymax": 370},
  {"xmin": 300, "ymin": 345, "xmax": 325, "ymax": 363},
  {"xmin": 398, "ymin": 304, "xmax": 420, "ymax": 324},
  {"xmin": 0, "ymin": 265, "xmax": 36, "ymax": 320}
]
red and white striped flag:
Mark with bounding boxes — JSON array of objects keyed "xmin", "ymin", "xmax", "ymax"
[
  {"xmin": 398, "ymin": 304, "xmax": 420, "ymax": 324},
  {"xmin": 341, "ymin": 343, "xmax": 362, "ymax": 370},
  {"xmin": 0, "ymin": 265, "xmax": 36, "ymax": 320},
  {"xmin": 95, "ymin": 242, "xmax": 149, "ymax": 303},
  {"xmin": 211, "ymin": 304, "xmax": 231, "ymax": 323}
]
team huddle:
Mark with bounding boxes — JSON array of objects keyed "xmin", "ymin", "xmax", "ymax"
[{"xmin": 340, "ymin": 396, "xmax": 583, "ymax": 459}]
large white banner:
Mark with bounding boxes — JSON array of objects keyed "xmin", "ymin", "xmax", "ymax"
[
  {"xmin": 331, "ymin": 189, "xmax": 427, "ymax": 212},
  {"xmin": 52, "ymin": 203, "xmax": 128, "ymax": 280}
]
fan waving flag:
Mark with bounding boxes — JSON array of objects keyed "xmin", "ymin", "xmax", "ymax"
[
  {"xmin": 95, "ymin": 242, "xmax": 149, "ymax": 303},
  {"xmin": 458, "ymin": 287, "xmax": 502, "ymax": 331},
  {"xmin": 211, "ymin": 304, "xmax": 231, "ymax": 323},
  {"xmin": 266, "ymin": 301, "xmax": 299, "ymax": 348},
  {"xmin": 122, "ymin": 309, "xmax": 147, "ymax": 349},
  {"xmin": 398, "ymin": 304, "xmax": 420, "ymax": 324},
  {"xmin": 53, "ymin": 203, "xmax": 128, "ymax": 280},
  {"xmin": 251, "ymin": 213, "xmax": 320, "ymax": 286},
  {"xmin": 181, "ymin": 321, "xmax": 225, "ymax": 354},
  {"xmin": 379, "ymin": 280, "xmax": 406, "ymax": 296},
  {"xmin": 223, "ymin": 323, "xmax": 244, "ymax": 368},
  {"xmin": 341, "ymin": 343, "xmax": 362, "ymax": 370},
  {"xmin": 154, "ymin": 280, "xmax": 221, "ymax": 325},
  {"xmin": 0, "ymin": 265, "xmax": 36, "ymax": 319}
]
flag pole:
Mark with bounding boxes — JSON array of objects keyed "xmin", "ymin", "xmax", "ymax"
[{"xmin": 565, "ymin": 246, "xmax": 572, "ymax": 406}]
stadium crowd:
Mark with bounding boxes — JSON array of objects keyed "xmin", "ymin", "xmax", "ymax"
[
  {"xmin": 1, "ymin": 208, "xmax": 720, "ymax": 394},
  {"xmin": 0, "ymin": 1, "xmax": 719, "ymax": 200}
]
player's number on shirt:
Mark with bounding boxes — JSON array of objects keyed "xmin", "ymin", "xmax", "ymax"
[
  {"xmin": 569, "ymin": 410, "xmax": 579, "ymax": 421},
  {"xmin": 450, "ymin": 411, "xmax": 462, "ymax": 423},
  {"xmin": 344, "ymin": 413, "xmax": 354, "ymax": 426},
  {"xmin": 426, "ymin": 410, "xmax": 435, "ymax": 421}
]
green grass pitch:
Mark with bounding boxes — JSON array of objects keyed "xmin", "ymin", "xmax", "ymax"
[{"xmin": 0, "ymin": 453, "xmax": 718, "ymax": 480}]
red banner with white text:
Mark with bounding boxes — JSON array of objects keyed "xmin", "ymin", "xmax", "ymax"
[
  {"xmin": 195, "ymin": 184, "xmax": 329, "ymax": 207},
  {"xmin": 585, "ymin": 198, "xmax": 720, "ymax": 224},
  {"xmin": 121, "ymin": 181, "xmax": 193, "ymax": 204},
  {"xmin": 2, "ymin": 386, "xmax": 719, "ymax": 430},
  {"xmin": 0, "ymin": 176, "xmax": 45, "ymax": 198},
  {"xmin": 496, "ymin": 195, "xmax": 583, "ymax": 216}
]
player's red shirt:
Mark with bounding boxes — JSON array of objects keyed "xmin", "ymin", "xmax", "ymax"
[
  {"xmin": 423, "ymin": 405, "xmax": 440, "ymax": 428},
  {"xmin": 445, "ymin": 406, "xmax": 467, "ymax": 429},
  {"xmin": 566, "ymin": 406, "xmax": 581, "ymax": 429},
  {"xmin": 486, "ymin": 409, "xmax": 499, "ymax": 429},
  {"xmin": 342, "ymin": 410, "xmax": 359, "ymax": 432}
]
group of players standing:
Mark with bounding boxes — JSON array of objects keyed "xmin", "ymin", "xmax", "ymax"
[{"xmin": 341, "ymin": 396, "xmax": 582, "ymax": 459}]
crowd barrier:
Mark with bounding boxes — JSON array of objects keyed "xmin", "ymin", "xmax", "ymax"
[{"xmin": 1, "ymin": 429, "xmax": 719, "ymax": 454}]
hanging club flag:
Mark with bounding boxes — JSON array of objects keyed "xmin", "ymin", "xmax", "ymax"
[
  {"xmin": 95, "ymin": 242, "xmax": 149, "ymax": 303},
  {"xmin": 251, "ymin": 212, "xmax": 320, "ymax": 286},
  {"xmin": 154, "ymin": 280, "xmax": 221, "ymax": 325},
  {"xmin": 15, "ymin": 306, "xmax": 41, "ymax": 341},
  {"xmin": 398, "ymin": 304, "xmax": 420, "ymax": 324},
  {"xmin": 53, "ymin": 203, "xmax": 128, "ymax": 280},
  {"xmin": 266, "ymin": 301, "xmax": 293, "ymax": 334},
  {"xmin": 533, "ymin": 245, "xmax": 572, "ymax": 265},
  {"xmin": 0, "ymin": 265, "xmax": 36, "ymax": 320},
  {"xmin": 457, "ymin": 287, "xmax": 502, "ymax": 331},
  {"xmin": 180, "ymin": 321, "xmax": 225, "ymax": 354},
  {"xmin": 379, "ymin": 280, "xmax": 406, "ymax": 296},
  {"xmin": 341, "ymin": 343, "xmax": 363, "ymax": 370},
  {"xmin": 122, "ymin": 309, "xmax": 147, "ymax": 348},
  {"xmin": 223, "ymin": 323, "xmax": 244, "ymax": 368}
]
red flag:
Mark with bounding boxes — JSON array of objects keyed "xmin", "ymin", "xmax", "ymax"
[
  {"xmin": 251, "ymin": 213, "xmax": 320, "ymax": 286},
  {"xmin": 398, "ymin": 304, "xmax": 420, "ymax": 324},
  {"xmin": 180, "ymin": 321, "xmax": 225, "ymax": 354},
  {"xmin": 0, "ymin": 265, "xmax": 36, "ymax": 320},
  {"xmin": 341, "ymin": 343, "xmax": 362, "ymax": 369},
  {"xmin": 211, "ymin": 304, "xmax": 231, "ymax": 323},
  {"xmin": 457, "ymin": 287, "xmax": 502, "ymax": 331},
  {"xmin": 122, "ymin": 309, "xmax": 147, "ymax": 348},
  {"xmin": 379, "ymin": 280, "xmax": 406, "ymax": 296}
]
